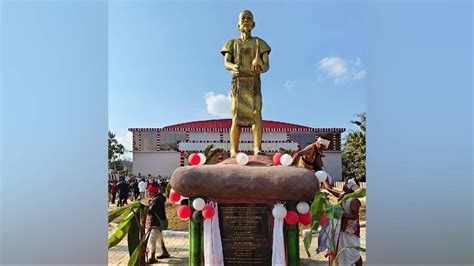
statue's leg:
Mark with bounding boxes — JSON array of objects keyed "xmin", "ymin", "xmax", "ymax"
[
  {"xmin": 253, "ymin": 93, "xmax": 263, "ymax": 155},
  {"xmin": 230, "ymin": 91, "xmax": 240, "ymax": 158},
  {"xmin": 252, "ymin": 118, "xmax": 263, "ymax": 155},
  {"xmin": 230, "ymin": 119, "xmax": 241, "ymax": 158}
]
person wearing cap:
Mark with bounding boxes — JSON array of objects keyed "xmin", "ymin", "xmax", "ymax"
[
  {"xmin": 146, "ymin": 185, "xmax": 170, "ymax": 263},
  {"xmin": 324, "ymin": 178, "xmax": 363, "ymax": 266},
  {"xmin": 292, "ymin": 137, "xmax": 330, "ymax": 172}
]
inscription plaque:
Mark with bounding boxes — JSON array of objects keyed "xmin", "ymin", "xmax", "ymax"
[{"xmin": 218, "ymin": 203, "xmax": 273, "ymax": 266}]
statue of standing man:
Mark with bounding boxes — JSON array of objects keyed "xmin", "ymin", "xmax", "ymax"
[{"xmin": 221, "ymin": 10, "xmax": 271, "ymax": 158}]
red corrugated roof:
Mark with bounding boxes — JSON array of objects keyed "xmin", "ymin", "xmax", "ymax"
[{"xmin": 163, "ymin": 119, "xmax": 312, "ymax": 129}]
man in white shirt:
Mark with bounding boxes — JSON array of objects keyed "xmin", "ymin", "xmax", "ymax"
[{"xmin": 138, "ymin": 178, "xmax": 147, "ymax": 199}]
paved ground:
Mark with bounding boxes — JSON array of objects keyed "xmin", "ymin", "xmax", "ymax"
[{"xmin": 108, "ymin": 228, "xmax": 366, "ymax": 265}]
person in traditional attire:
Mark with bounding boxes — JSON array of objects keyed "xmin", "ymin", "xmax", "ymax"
[
  {"xmin": 221, "ymin": 10, "xmax": 271, "ymax": 157},
  {"xmin": 323, "ymin": 178, "xmax": 363, "ymax": 266},
  {"xmin": 146, "ymin": 185, "xmax": 170, "ymax": 263},
  {"xmin": 292, "ymin": 137, "xmax": 332, "ymax": 187},
  {"xmin": 292, "ymin": 137, "xmax": 330, "ymax": 171}
]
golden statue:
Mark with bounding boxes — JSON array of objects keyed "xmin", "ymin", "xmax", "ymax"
[{"xmin": 221, "ymin": 10, "xmax": 271, "ymax": 157}]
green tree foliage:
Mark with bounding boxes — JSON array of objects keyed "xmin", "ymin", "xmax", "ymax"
[
  {"xmin": 109, "ymin": 131, "xmax": 125, "ymax": 171},
  {"xmin": 185, "ymin": 144, "xmax": 223, "ymax": 163},
  {"xmin": 303, "ymin": 189, "xmax": 366, "ymax": 259},
  {"xmin": 342, "ymin": 113, "xmax": 366, "ymax": 182}
]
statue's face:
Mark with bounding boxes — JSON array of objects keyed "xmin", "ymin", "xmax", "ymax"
[{"xmin": 238, "ymin": 11, "xmax": 254, "ymax": 33}]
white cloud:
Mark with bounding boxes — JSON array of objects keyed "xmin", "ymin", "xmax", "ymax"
[
  {"xmin": 318, "ymin": 56, "xmax": 366, "ymax": 83},
  {"xmin": 116, "ymin": 131, "xmax": 133, "ymax": 159},
  {"xmin": 284, "ymin": 80, "xmax": 296, "ymax": 91},
  {"xmin": 319, "ymin": 57, "xmax": 348, "ymax": 79},
  {"xmin": 354, "ymin": 69, "xmax": 366, "ymax": 80},
  {"xmin": 204, "ymin": 92, "xmax": 231, "ymax": 118}
]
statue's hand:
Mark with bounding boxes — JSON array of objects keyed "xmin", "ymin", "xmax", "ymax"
[
  {"xmin": 253, "ymin": 64, "xmax": 263, "ymax": 74},
  {"xmin": 231, "ymin": 64, "xmax": 240, "ymax": 76}
]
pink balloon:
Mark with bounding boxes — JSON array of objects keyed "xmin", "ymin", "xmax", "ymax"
[
  {"xmin": 177, "ymin": 205, "xmax": 192, "ymax": 220},
  {"xmin": 202, "ymin": 205, "xmax": 215, "ymax": 219},
  {"xmin": 299, "ymin": 212, "xmax": 311, "ymax": 226},
  {"xmin": 285, "ymin": 211, "xmax": 299, "ymax": 225},
  {"xmin": 273, "ymin": 153, "xmax": 283, "ymax": 165},
  {"xmin": 188, "ymin": 153, "xmax": 201, "ymax": 165},
  {"xmin": 169, "ymin": 191, "xmax": 181, "ymax": 203}
]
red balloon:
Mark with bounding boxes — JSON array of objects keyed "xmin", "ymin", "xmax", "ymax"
[
  {"xmin": 177, "ymin": 205, "xmax": 192, "ymax": 220},
  {"xmin": 285, "ymin": 210, "xmax": 299, "ymax": 225},
  {"xmin": 188, "ymin": 153, "xmax": 201, "ymax": 165},
  {"xmin": 169, "ymin": 191, "xmax": 181, "ymax": 203},
  {"xmin": 273, "ymin": 152, "xmax": 283, "ymax": 165},
  {"xmin": 299, "ymin": 212, "xmax": 311, "ymax": 226},
  {"xmin": 320, "ymin": 212, "xmax": 327, "ymax": 225},
  {"xmin": 202, "ymin": 205, "xmax": 215, "ymax": 219}
]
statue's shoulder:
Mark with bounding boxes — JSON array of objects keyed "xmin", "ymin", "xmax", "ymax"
[
  {"xmin": 254, "ymin": 37, "xmax": 271, "ymax": 54},
  {"xmin": 220, "ymin": 38, "xmax": 238, "ymax": 55}
]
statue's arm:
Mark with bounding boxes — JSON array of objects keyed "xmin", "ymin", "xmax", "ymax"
[
  {"xmin": 224, "ymin": 53, "xmax": 239, "ymax": 74},
  {"xmin": 260, "ymin": 52, "xmax": 270, "ymax": 73}
]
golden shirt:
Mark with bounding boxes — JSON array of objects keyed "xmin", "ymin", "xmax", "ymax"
[{"xmin": 221, "ymin": 37, "xmax": 271, "ymax": 126}]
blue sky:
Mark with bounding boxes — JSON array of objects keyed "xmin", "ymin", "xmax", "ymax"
[{"xmin": 109, "ymin": 1, "xmax": 368, "ymax": 157}]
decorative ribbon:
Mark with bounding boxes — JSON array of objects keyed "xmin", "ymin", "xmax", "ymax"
[
  {"xmin": 324, "ymin": 251, "xmax": 337, "ymax": 266},
  {"xmin": 324, "ymin": 251, "xmax": 337, "ymax": 258}
]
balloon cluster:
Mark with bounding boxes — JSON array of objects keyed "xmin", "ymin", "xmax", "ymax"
[
  {"xmin": 169, "ymin": 191, "xmax": 216, "ymax": 222},
  {"xmin": 232, "ymin": 152, "xmax": 295, "ymax": 166},
  {"xmin": 272, "ymin": 152, "xmax": 293, "ymax": 166},
  {"xmin": 272, "ymin": 202, "xmax": 311, "ymax": 225},
  {"xmin": 188, "ymin": 153, "xmax": 206, "ymax": 166}
]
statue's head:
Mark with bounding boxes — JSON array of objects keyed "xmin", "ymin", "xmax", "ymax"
[{"xmin": 237, "ymin": 10, "xmax": 255, "ymax": 33}]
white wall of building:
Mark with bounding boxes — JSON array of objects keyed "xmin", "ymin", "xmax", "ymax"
[
  {"xmin": 189, "ymin": 132, "xmax": 220, "ymax": 141},
  {"xmin": 133, "ymin": 151, "xmax": 180, "ymax": 177},
  {"xmin": 262, "ymin": 132, "xmax": 287, "ymax": 141},
  {"xmin": 322, "ymin": 152, "xmax": 343, "ymax": 182}
]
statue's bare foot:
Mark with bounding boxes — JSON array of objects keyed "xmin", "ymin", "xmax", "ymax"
[
  {"xmin": 230, "ymin": 150, "xmax": 237, "ymax": 158},
  {"xmin": 254, "ymin": 150, "xmax": 265, "ymax": 156}
]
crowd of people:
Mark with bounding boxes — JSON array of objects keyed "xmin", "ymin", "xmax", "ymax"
[
  {"xmin": 108, "ymin": 173, "xmax": 170, "ymax": 207},
  {"xmin": 108, "ymin": 172, "xmax": 171, "ymax": 263}
]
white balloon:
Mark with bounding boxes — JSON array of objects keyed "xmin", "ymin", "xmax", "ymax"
[
  {"xmin": 315, "ymin": 171, "xmax": 328, "ymax": 182},
  {"xmin": 296, "ymin": 202, "xmax": 310, "ymax": 214},
  {"xmin": 236, "ymin": 152, "xmax": 249, "ymax": 165},
  {"xmin": 192, "ymin": 198, "xmax": 206, "ymax": 211},
  {"xmin": 198, "ymin": 153, "xmax": 206, "ymax": 165},
  {"xmin": 272, "ymin": 204, "xmax": 287, "ymax": 219},
  {"xmin": 280, "ymin": 154, "xmax": 293, "ymax": 166}
]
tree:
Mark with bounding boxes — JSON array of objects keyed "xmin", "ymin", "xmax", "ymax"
[
  {"xmin": 342, "ymin": 113, "xmax": 366, "ymax": 182},
  {"xmin": 108, "ymin": 131, "xmax": 125, "ymax": 171}
]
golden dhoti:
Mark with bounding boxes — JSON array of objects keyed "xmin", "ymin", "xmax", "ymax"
[{"xmin": 231, "ymin": 75, "xmax": 262, "ymax": 127}]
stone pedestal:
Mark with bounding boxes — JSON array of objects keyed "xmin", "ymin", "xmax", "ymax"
[{"xmin": 170, "ymin": 155, "xmax": 319, "ymax": 266}]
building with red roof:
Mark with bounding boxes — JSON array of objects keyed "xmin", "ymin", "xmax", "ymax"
[{"xmin": 129, "ymin": 119, "xmax": 345, "ymax": 180}]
